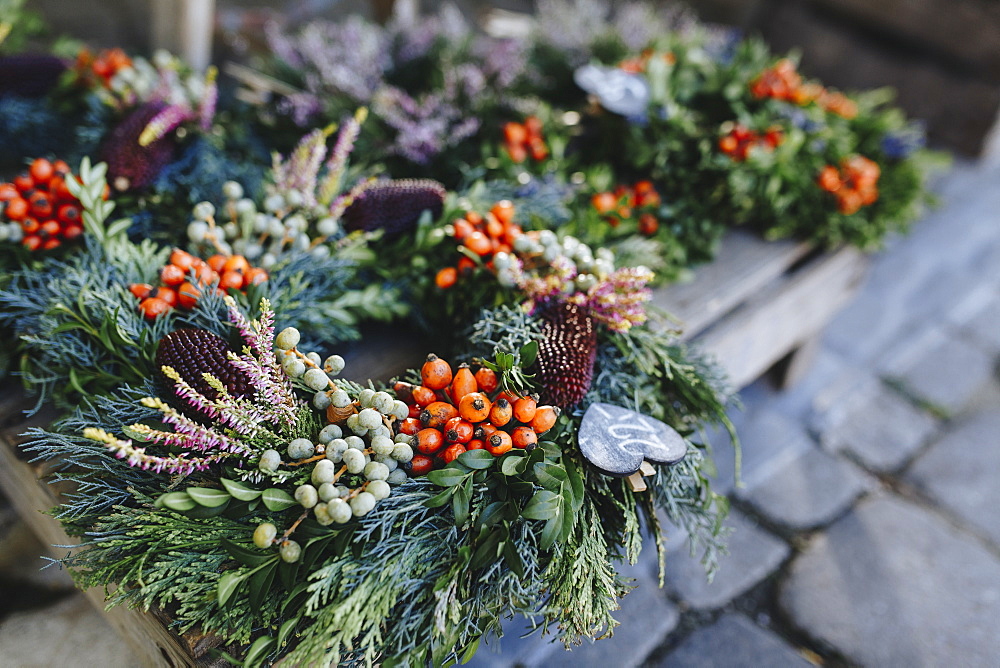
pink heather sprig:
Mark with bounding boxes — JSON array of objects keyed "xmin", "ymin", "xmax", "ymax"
[
  {"xmin": 136, "ymin": 397, "xmax": 251, "ymax": 456},
  {"xmin": 318, "ymin": 108, "xmax": 366, "ymax": 207},
  {"xmin": 138, "ymin": 103, "xmax": 193, "ymax": 147},
  {"xmin": 272, "ymin": 125, "xmax": 334, "ymax": 208},
  {"xmin": 515, "ymin": 255, "xmax": 578, "ymax": 302},
  {"xmin": 162, "ymin": 365, "xmax": 220, "ymax": 421},
  {"xmin": 84, "ymin": 428, "xmax": 226, "ymax": 476},
  {"xmin": 198, "ymin": 66, "xmax": 218, "ymax": 132},
  {"xmin": 571, "ymin": 266, "xmax": 654, "ymax": 332}
]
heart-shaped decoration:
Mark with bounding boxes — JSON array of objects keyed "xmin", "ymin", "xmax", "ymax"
[{"xmin": 578, "ymin": 402, "xmax": 687, "ymax": 477}]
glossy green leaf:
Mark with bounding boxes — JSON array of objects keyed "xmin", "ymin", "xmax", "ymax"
[
  {"xmin": 469, "ymin": 531, "xmax": 503, "ymax": 572},
  {"xmin": 277, "ymin": 616, "xmax": 300, "ymax": 649},
  {"xmin": 500, "ymin": 453, "xmax": 526, "ymax": 476},
  {"xmin": 533, "ymin": 461, "xmax": 568, "ymax": 490},
  {"xmin": 457, "ymin": 449, "xmax": 495, "ymax": 470},
  {"xmin": 187, "ymin": 487, "xmax": 232, "ymax": 508},
  {"xmin": 249, "ymin": 562, "xmax": 277, "ymax": 612},
  {"xmin": 221, "ymin": 539, "xmax": 275, "ymax": 568},
  {"xmin": 519, "ymin": 340, "xmax": 538, "ymax": 367},
  {"xmin": 540, "ymin": 515, "xmax": 562, "ymax": 551},
  {"xmin": 521, "ymin": 490, "xmax": 560, "ymax": 520},
  {"xmin": 478, "ymin": 501, "xmax": 506, "ymax": 528},
  {"xmin": 221, "ymin": 477, "xmax": 262, "ymax": 501},
  {"xmin": 502, "ymin": 538, "xmax": 525, "ymax": 578},
  {"xmin": 217, "ymin": 570, "xmax": 245, "ymax": 607},
  {"xmin": 261, "ymin": 488, "xmax": 297, "ymax": 512},
  {"xmin": 242, "ymin": 635, "xmax": 276, "ymax": 668},
  {"xmin": 461, "ymin": 636, "xmax": 482, "ymax": 665},
  {"xmin": 452, "ymin": 480, "xmax": 471, "ymax": 527},
  {"xmin": 427, "ymin": 467, "xmax": 468, "ymax": 488},
  {"xmin": 160, "ymin": 491, "xmax": 196, "ymax": 512}
]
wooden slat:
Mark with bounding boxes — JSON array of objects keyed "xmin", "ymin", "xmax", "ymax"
[
  {"xmin": 650, "ymin": 229, "xmax": 814, "ymax": 338},
  {"xmin": 0, "ymin": 413, "xmax": 202, "ymax": 668},
  {"xmin": 693, "ymin": 245, "xmax": 867, "ymax": 388}
]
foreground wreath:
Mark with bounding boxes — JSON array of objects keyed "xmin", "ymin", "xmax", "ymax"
[{"xmin": 24, "ymin": 270, "xmax": 730, "ymax": 667}]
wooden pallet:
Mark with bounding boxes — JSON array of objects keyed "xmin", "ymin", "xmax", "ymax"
[{"xmin": 0, "ymin": 231, "xmax": 867, "ymax": 666}]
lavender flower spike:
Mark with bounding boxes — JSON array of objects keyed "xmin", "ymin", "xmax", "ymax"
[
  {"xmin": 139, "ymin": 103, "xmax": 193, "ymax": 147},
  {"xmin": 272, "ymin": 125, "xmax": 335, "ymax": 208},
  {"xmin": 318, "ymin": 107, "xmax": 367, "ymax": 206},
  {"xmin": 83, "ymin": 427, "xmax": 225, "ymax": 476},
  {"xmin": 198, "ymin": 65, "xmax": 219, "ymax": 132}
]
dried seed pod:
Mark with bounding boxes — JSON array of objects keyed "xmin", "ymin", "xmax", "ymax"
[
  {"xmin": 156, "ymin": 328, "xmax": 253, "ymax": 403},
  {"xmin": 100, "ymin": 101, "xmax": 178, "ymax": 192},
  {"xmin": 342, "ymin": 179, "xmax": 446, "ymax": 236},
  {"xmin": 535, "ymin": 301, "xmax": 597, "ymax": 408}
]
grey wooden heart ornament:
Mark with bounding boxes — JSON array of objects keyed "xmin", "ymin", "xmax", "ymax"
[{"xmin": 578, "ymin": 402, "xmax": 687, "ymax": 477}]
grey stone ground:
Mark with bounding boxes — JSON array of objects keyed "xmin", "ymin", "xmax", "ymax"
[{"xmin": 1, "ymin": 157, "xmax": 999, "ymax": 666}]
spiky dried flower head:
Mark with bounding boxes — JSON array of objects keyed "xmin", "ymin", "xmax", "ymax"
[
  {"xmin": 100, "ymin": 101, "xmax": 178, "ymax": 192},
  {"xmin": 156, "ymin": 328, "xmax": 254, "ymax": 403},
  {"xmin": 535, "ymin": 300, "xmax": 598, "ymax": 408},
  {"xmin": 0, "ymin": 55, "xmax": 68, "ymax": 98},
  {"xmin": 341, "ymin": 178, "xmax": 446, "ymax": 236}
]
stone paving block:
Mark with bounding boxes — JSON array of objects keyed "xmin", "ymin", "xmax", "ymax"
[
  {"xmin": 539, "ymin": 580, "xmax": 679, "ymax": 668},
  {"xmin": 812, "ymin": 375, "xmax": 938, "ymax": 472},
  {"xmin": 780, "ymin": 493, "xmax": 1000, "ymax": 667},
  {"xmin": 948, "ymin": 284, "xmax": 1000, "ymax": 355},
  {"xmin": 658, "ymin": 613, "xmax": 811, "ymax": 668},
  {"xmin": 737, "ymin": 446, "xmax": 872, "ymax": 531},
  {"xmin": 0, "ymin": 592, "xmax": 139, "ymax": 667},
  {"xmin": 708, "ymin": 410, "xmax": 814, "ymax": 496},
  {"xmin": 907, "ymin": 411, "xmax": 1000, "ymax": 546},
  {"xmin": 665, "ymin": 510, "xmax": 789, "ymax": 610},
  {"xmin": 467, "ymin": 554, "xmax": 671, "ymax": 668},
  {"xmin": 881, "ymin": 326, "xmax": 995, "ymax": 416}
]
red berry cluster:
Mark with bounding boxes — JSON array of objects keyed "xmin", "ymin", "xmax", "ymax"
[
  {"xmin": 502, "ymin": 116, "xmax": 549, "ymax": 163},
  {"xmin": 749, "ymin": 58, "xmax": 857, "ymax": 119},
  {"xmin": 590, "ymin": 180, "xmax": 663, "ymax": 235},
  {"xmin": 718, "ymin": 124, "xmax": 783, "ymax": 162},
  {"xmin": 817, "ymin": 155, "xmax": 881, "ymax": 215},
  {"xmin": 618, "ymin": 49, "xmax": 675, "ymax": 74},
  {"xmin": 434, "ymin": 200, "xmax": 523, "ymax": 289},
  {"xmin": 73, "ymin": 48, "xmax": 132, "ymax": 88},
  {"xmin": 395, "ymin": 354, "xmax": 560, "ymax": 476},
  {"xmin": 129, "ymin": 249, "xmax": 269, "ymax": 320},
  {"xmin": 0, "ymin": 158, "xmax": 92, "ymax": 251}
]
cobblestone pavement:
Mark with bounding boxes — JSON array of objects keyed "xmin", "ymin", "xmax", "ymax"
[{"xmin": 1, "ymin": 159, "xmax": 999, "ymax": 666}]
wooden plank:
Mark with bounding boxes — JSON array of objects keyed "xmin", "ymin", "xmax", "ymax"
[
  {"xmin": 151, "ymin": 0, "xmax": 216, "ymax": 72},
  {"xmin": 693, "ymin": 245, "xmax": 867, "ymax": 389},
  {"xmin": 650, "ymin": 229, "xmax": 814, "ymax": 338},
  {"xmin": 0, "ymin": 420, "xmax": 203, "ymax": 668}
]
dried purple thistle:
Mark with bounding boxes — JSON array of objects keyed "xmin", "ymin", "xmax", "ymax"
[
  {"xmin": 341, "ymin": 178, "xmax": 446, "ymax": 237},
  {"xmin": 100, "ymin": 101, "xmax": 179, "ymax": 192},
  {"xmin": 0, "ymin": 54, "xmax": 68, "ymax": 98}
]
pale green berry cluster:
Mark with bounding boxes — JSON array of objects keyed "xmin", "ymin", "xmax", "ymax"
[
  {"xmin": 254, "ymin": 326, "xmax": 412, "ymax": 562},
  {"xmin": 505, "ymin": 232, "xmax": 616, "ymax": 292},
  {"xmin": 186, "ymin": 181, "xmax": 341, "ymax": 268}
]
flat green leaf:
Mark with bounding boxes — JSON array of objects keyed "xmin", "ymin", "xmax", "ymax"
[
  {"xmin": 521, "ymin": 490, "xmax": 560, "ymax": 520},
  {"xmin": 519, "ymin": 340, "xmax": 538, "ymax": 368},
  {"xmin": 221, "ymin": 477, "xmax": 262, "ymax": 502},
  {"xmin": 427, "ymin": 467, "xmax": 468, "ymax": 488},
  {"xmin": 533, "ymin": 462, "xmax": 568, "ymax": 490},
  {"xmin": 242, "ymin": 635, "xmax": 276, "ymax": 668},
  {"xmin": 187, "ymin": 487, "xmax": 232, "ymax": 508},
  {"xmin": 261, "ymin": 488, "xmax": 297, "ymax": 512},
  {"xmin": 502, "ymin": 536, "xmax": 526, "ymax": 578},
  {"xmin": 185, "ymin": 501, "xmax": 230, "ymax": 519},
  {"xmin": 469, "ymin": 531, "xmax": 503, "ymax": 572},
  {"xmin": 452, "ymin": 480, "xmax": 471, "ymax": 527},
  {"xmin": 565, "ymin": 459, "xmax": 585, "ymax": 512},
  {"xmin": 277, "ymin": 616, "xmax": 300, "ymax": 648},
  {"xmin": 539, "ymin": 440, "xmax": 561, "ymax": 459},
  {"xmin": 217, "ymin": 570, "xmax": 245, "ymax": 607},
  {"xmin": 456, "ymin": 449, "xmax": 495, "ymax": 470},
  {"xmin": 249, "ymin": 562, "xmax": 277, "ymax": 611},
  {"xmin": 500, "ymin": 453, "xmax": 527, "ymax": 476},
  {"xmin": 160, "ymin": 491, "xmax": 196, "ymax": 512},
  {"xmin": 478, "ymin": 502, "xmax": 507, "ymax": 528},
  {"xmin": 540, "ymin": 515, "xmax": 562, "ymax": 551},
  {"xmin": 221, "ymin": 539, "xmax": 275, "ymax": 568},
  {"xmin": 461, "ymin": 636, "xmax": 482, "ymax": 665}
]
